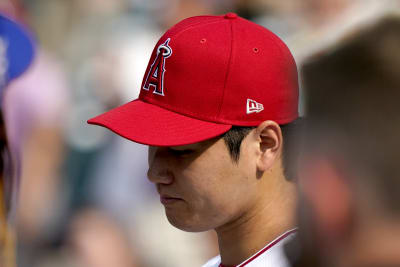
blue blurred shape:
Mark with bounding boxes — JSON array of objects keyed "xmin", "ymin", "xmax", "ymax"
[{"xmin": 0, "ymin": 13, "xmax": 35, "ymax": 88}]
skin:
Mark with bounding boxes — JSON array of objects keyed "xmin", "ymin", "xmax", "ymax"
[{"xmin": 148, "ymin": 121, "xmax": 296, "ymax": 266}]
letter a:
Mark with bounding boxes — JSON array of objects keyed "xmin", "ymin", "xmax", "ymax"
[{"xmin": 143, "ymin": 38, "xmax": 172, "ymax": 96}]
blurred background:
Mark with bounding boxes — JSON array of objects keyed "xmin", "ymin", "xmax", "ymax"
[{"xmin": 0, "ymin": 0, "xmax": 399, "ymax": 266}]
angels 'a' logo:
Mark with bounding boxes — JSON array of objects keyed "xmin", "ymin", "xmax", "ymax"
[{"xmin": 143, "ymin": 38, "xmax": 172, "ymax": 96}]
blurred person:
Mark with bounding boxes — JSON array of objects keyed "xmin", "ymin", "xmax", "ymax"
[
  {"xmin": 89, "ymin": 13, "xmax": 300, "ymax": 267},
  {"xmin": 290, "ymin": 15, "xmax": 400, "ymax": 267},
  {"xmin": 0, "ymin": 3, "xmax": 72, "ymax": 267},
  {"xmin": 8, "ymin": 48, "xmax": 70, "ymax": 267},
  {"xmin": 0, "ymin": 12, "xmax": 35, "ymax": 267}
]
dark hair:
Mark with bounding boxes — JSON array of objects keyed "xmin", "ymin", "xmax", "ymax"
[{"xmin": 222, "ymin": 118, "xmax": 302, "ymax": 181}]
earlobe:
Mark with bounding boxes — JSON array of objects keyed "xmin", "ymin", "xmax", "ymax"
[{"xmin": 255, "ymin": 121, "xmax": 283, "ymax": 172}]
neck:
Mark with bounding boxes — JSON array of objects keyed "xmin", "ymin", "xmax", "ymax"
[{"xmin": 215, "ymin": 176, "xmax": 296, "ymax": 266}]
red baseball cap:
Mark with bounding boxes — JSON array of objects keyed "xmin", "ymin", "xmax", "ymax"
[{"xmin": 88, "ymin": 13, "xmax": 299, "ymax": 146}]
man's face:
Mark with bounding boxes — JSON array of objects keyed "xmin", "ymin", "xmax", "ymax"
[{"xmin": 147, "ymin": 136, "xmax": 259, "ymax": 232}]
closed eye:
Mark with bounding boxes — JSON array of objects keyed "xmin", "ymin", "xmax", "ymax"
[{"xmin": 168, "ymin": 148, "xmax": 194, "ymax": 156}]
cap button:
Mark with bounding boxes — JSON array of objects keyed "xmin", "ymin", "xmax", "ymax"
[{"xmin": 224, "ymin": 12, "xmax": 238, "ymax": 19}]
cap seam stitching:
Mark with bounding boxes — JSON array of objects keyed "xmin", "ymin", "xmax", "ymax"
[
  {"xmin": 216, "ymin": 19, "xmax": 234, "ymax": 119},
  {"xmin": 169, "ymin": 19, "xmax": 222, "ymax": 40}
]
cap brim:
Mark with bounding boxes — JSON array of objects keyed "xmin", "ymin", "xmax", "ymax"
[{"xmin": 88, "ymin": 100, "xmax": 232, "ymax": 146}]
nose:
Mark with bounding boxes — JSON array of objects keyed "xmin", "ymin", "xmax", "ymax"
[{"xmin": 147, "ymin": 146, "xmax": 174, "ymax": 185}]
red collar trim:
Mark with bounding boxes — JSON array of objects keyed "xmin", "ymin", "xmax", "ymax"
[{"xmin": 219, "ymin": 228, "xmax": 297, "ymax": 267}]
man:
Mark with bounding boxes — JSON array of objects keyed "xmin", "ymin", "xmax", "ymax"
[
  {"xmin": 89, "ymin": 13, "xmax": 299, "ymax": 267},
  {"xmin": 290, "ymin": 15, "xmax": 400, "ymax": 267},
  {"xmin": 0, "ymin": 12, "xmax": 35, "ymax": 267}
]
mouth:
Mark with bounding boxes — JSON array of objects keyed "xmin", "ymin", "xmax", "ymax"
[{"xmin": 160, "ymin": 195, "xmax": 183, "ymax": 205}]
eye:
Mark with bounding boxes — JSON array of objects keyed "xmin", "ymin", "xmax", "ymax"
[{"xmin": 168, "ymin": 148, "xmax": 194, "ymax": 157}]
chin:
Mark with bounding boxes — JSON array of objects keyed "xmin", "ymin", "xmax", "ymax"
[{"xmin": 165, "ymin": 212, "xmax": 213, "ymax": 233}]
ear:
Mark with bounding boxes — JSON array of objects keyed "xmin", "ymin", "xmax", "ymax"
[
  {"xmin": 299, "ymin": 158, "xmax": 352, "ymax": 246},
  {"xmin": 254, "ymin": 120, "xmax": 283, "ymax": 172}
]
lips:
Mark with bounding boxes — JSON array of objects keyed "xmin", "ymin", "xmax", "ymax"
[
  {"xmin": 157, "ymin": 184, "xmax": 184, "ymax": 205},
  {"xmin": 159, "ymin": 194, "xmax": 183, "ymax": 205}
]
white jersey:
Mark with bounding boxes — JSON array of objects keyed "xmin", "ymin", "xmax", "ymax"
[{"xmin": 202, "ymin": 229, "xmax": 297, "ymax": 267}]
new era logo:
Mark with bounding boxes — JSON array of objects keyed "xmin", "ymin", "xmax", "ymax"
[{"xmin": 246, "ymin": 99, "xmax": 264, "ymax": 114}]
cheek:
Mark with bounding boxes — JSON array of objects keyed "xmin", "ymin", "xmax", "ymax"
[
  {"xmin": 181, "ymin": 154, "xmax": 236, "ymax": 198},
  {"xmin": 179, "ymin": 158, "xmax": 248, "ymax": 222},
  {"xmin": 166, "ymin": 140, "xmax": 257, "ymax": 231}
]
